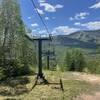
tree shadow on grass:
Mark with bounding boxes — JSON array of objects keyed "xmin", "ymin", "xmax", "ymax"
[
  {"xmin": 2, "ymin": 98, "xmax": 21, "ymax": 100},
  {"xmin": 0, "ymin": 76, "xmax": 30, "ymax": 97}
]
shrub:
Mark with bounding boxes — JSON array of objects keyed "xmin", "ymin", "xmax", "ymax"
[
  {"xmin": 2, "ymin": 59, "xmax": 33, "ymax": 78},
  {"xmin": 86, "ymin": 59, "xmax": 100, "ymax": 74},
  {"xmin": 0, "ymin": 67, "xmax": 6, "ymax": 80}
]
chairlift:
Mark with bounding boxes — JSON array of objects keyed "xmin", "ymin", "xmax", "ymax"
[{"xmin": 24, "ymin": 0, "xmax": 64, "ymax": 91}]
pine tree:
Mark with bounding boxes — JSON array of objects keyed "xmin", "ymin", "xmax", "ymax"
[{"xmin": 64, "ymin": 49, "xmax": 86, "ymax": 72}]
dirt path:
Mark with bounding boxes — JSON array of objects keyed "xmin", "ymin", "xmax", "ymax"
[
  {"xmin": 70, "ymin": 72, "xmax": 100, "ymax": 84},
  {"xmin": 75, "ymin": 92, "xmax": 100, "ymax": 100},
  {"xmin": 72, "ymin": 72, "xmax": 100, "ymax": 100}
]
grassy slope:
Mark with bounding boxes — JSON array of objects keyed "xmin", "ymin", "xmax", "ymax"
[{"xmin": 0, "ymin": 71, "xmax": 100, "ymax": 100}]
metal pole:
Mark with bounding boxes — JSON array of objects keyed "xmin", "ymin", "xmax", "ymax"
[
  {"xmin": 38, "ymin": 40, "xmax": 43, "ymax": 78},
  {"xmin": 47, "ymin": 55, "xmax": 50, "ymax": 70}
]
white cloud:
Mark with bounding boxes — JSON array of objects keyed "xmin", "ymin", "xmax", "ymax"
[
  {"xmin": 40, "ymin": 3, "xmax": 56, "ymax": 12},
  {"xmin": 31, "ymin": 23, "xmax": 38, "ymax": 27},
  {"xmin": 55, "ymin": 4, "xmax": 63, "ymax": 8},
  {"xmin": 81, "ymin": 21, "xmax": 100, "ymax": 30},
  {"xmin": 38, "ymin": 0, "xmax": 45, "ymax": 3},
  {"xmin": 73, "ymin": 21, "xmax": 100, "ymax": 30},
  {"xmin": 70, "ymin": 12, "xmax": 89, "ymax": 20},
  {"xmin": 52, "ymin": 26, "xmax": 80, "ymax": 35},
  {"xmin": 40, "ymin": 3, "xmax": 63, "ymax": 12},
  {"xmin": 28, "ymin": 17, "xmax": 31, "ymax": 19},
  {"xmin": 45, "ymin": 17, "xmax": 50, "ymax": 20},
  {"xmin": 38, "ymin": 30, "xmax": 48, "ymax": 37},
  {"xmin": 32, "ymin": 29, "xmax": 37, "ymax": 33},
  {"xmin": 89, "ymin": 2, "xmax": 100, "ymax": 9},
  {"xmin": 74, "ymin": 22, "xmax": 81, "ymax": 26},
  {"xmin": 37, "ymin": 8, "xmax": 44, "ymax": 14},
  {"xmin": 69, "ymin": 17, "xmax": 74, "ymax": 21},
  {"xmin": 39, "ymin": 30, "xmax": 46, "ymax": 34}
]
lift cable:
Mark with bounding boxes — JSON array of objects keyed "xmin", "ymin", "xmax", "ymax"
[
  {"xmin": 30, "ymin": 0, "xmax": 57, "ymax": 65},
  {"xmin": 27, "ymin": 0, "xmax": 63, "ymax": 91},
  {"xmin": 30, "ymin": 0, "xmax": 50, "ymax": 35}
]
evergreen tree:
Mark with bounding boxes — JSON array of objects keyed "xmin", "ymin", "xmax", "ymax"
[
  {"xmin": 0, "ymin": 0, "xmax": 36, "ymax": 78},
  {"xmin": 64, "ymin": 49, "xmax": 86, "ymax": 72},
  {"xmin": 64, "ymin": 50, "xmax": 72, "ymax": 71}
]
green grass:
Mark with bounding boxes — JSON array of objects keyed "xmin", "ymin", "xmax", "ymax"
[{"xmin": 0, "ymin": 71, "xmax": 100, "ymax": 100}]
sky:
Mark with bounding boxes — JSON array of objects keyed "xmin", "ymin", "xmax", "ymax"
[{"xmin": 19, "ymin": 0, "xmax": 100, "ymax": 35}]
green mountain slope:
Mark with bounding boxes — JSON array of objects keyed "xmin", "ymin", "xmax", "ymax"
[
  {"xmin": 53, "ymin": 30, "xmax": 100, "ymax": 49},
  {"xmin": 68, "ymin": 30, "xmax": 100, "ymax": 44}
]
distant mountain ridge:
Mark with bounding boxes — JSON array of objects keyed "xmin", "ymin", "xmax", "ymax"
[
  {"xmin": 68, "ymin": 30, "xmax": 100, "ymax": 44},
  {"xmin": 53, "ymin": 30, "xmax": 100, "ymax": 49}
]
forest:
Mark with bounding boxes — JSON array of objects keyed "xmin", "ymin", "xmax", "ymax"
[{"xmin": 0, "ymin": 0, "xmax": 37, "ymax": 80}]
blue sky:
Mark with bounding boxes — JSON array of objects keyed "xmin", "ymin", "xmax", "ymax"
[{"xmin": 19, "ymin": 0, "xmax": 100, "ymax": 35}]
